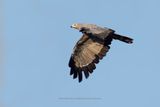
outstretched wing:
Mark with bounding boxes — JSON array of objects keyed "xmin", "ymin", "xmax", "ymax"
[{"xmin": 69, "ymin": 34, "xmax": 112, "ymax": 82}]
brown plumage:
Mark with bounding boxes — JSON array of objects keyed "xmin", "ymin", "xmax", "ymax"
[{"xmin": 69, "ymin": 23, "xmax": 133, "ymax": 82}]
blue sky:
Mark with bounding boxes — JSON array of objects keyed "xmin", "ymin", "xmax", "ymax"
[{"xmin": 1, "ymin": 0, "xmax": 160, "ymax": 107}]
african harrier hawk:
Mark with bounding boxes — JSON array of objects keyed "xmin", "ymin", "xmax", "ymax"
[{"xmin": 69, "ymin": 23, "xmax": 133, "ymax": 82}]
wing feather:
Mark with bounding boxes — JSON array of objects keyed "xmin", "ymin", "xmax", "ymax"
[{"xmin": 69, "ymin": 34, "xmax": 112, "ymax": 82}]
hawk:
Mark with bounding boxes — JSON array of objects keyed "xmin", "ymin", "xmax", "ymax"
[{"xmin": 69, "ymin": 23, "xmax": 133, "ymax": 82}]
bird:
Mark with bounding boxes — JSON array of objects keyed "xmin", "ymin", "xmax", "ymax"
[{"xmin": 69, "ymin": 23, "xmax": 133, "ymax": 82}]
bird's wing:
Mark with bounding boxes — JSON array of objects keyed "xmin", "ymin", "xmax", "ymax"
[
  {"xmin": 80, "ymin": 26, "xmax": 114, "ymax": 40},
  {"xmin": 69, "ymin": 34, "xmax": 111, "ymax": 82}
]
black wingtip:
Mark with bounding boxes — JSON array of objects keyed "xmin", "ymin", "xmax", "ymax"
[
  {"xmin": 73, "ymin": 71, "xmax": 77, "ymax": 79},
  {"xmin": 70, "ymin": 68, "xmax": 74, "ymax": 75},
  {"xmin": 69, "ymin": 56, "xmax": 97, "ymax": 82},
  {"xmin": 68, "ymin": 56, "xmax": 74, "ymax": 67},
  {"xmin": 83, "ymin": 69, "xmax": 89, "ymax": 79},
  {"xmin": 78, "ymin": 70, "xmax": 82, "ymax": 82}
]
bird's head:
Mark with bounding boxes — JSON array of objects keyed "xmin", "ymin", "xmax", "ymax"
[{"xmin": 70, "ymin": 23, "xmax": 83, "ymax": 30}]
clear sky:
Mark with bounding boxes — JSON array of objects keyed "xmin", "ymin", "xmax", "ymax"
[{"xmin": 2, "ymin": 0, "xmax": 160, "ymax": 107}]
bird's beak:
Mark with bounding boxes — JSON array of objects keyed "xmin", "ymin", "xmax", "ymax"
[{"xmin": 70, "ymin": 24, "xmax": 77, "ymax": 29}]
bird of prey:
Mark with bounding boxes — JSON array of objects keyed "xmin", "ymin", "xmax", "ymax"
[{"xmin": 69, "ymin": 23, "xmax": 133, "ymax": 82}]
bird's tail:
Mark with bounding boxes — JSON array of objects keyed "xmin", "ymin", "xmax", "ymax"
[{"xmin": 112, "ymin": 33, "xmax": 133, "ymax": 44}]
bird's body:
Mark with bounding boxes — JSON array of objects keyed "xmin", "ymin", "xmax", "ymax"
[{"xmin": 69, "ymin": 23, "xmax": 133, "ymax": 82}]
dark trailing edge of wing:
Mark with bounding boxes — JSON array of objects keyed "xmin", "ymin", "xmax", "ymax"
[
  {"xmin": 69, "ymin": 56, "xmax": 96, "ymax": 82},
  {"xmin": 68, "ymin": 35, "xmax": 113, "ymax": 82}
]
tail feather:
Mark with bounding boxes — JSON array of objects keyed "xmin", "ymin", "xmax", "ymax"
[{"xmin": 113, "ymin": 34, "xmax": 133, "ymax": 44}]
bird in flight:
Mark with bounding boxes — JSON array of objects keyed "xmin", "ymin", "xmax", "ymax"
[{"xmin": 69, "ymin": 23, "xmax": 133, "ymax": 82}]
